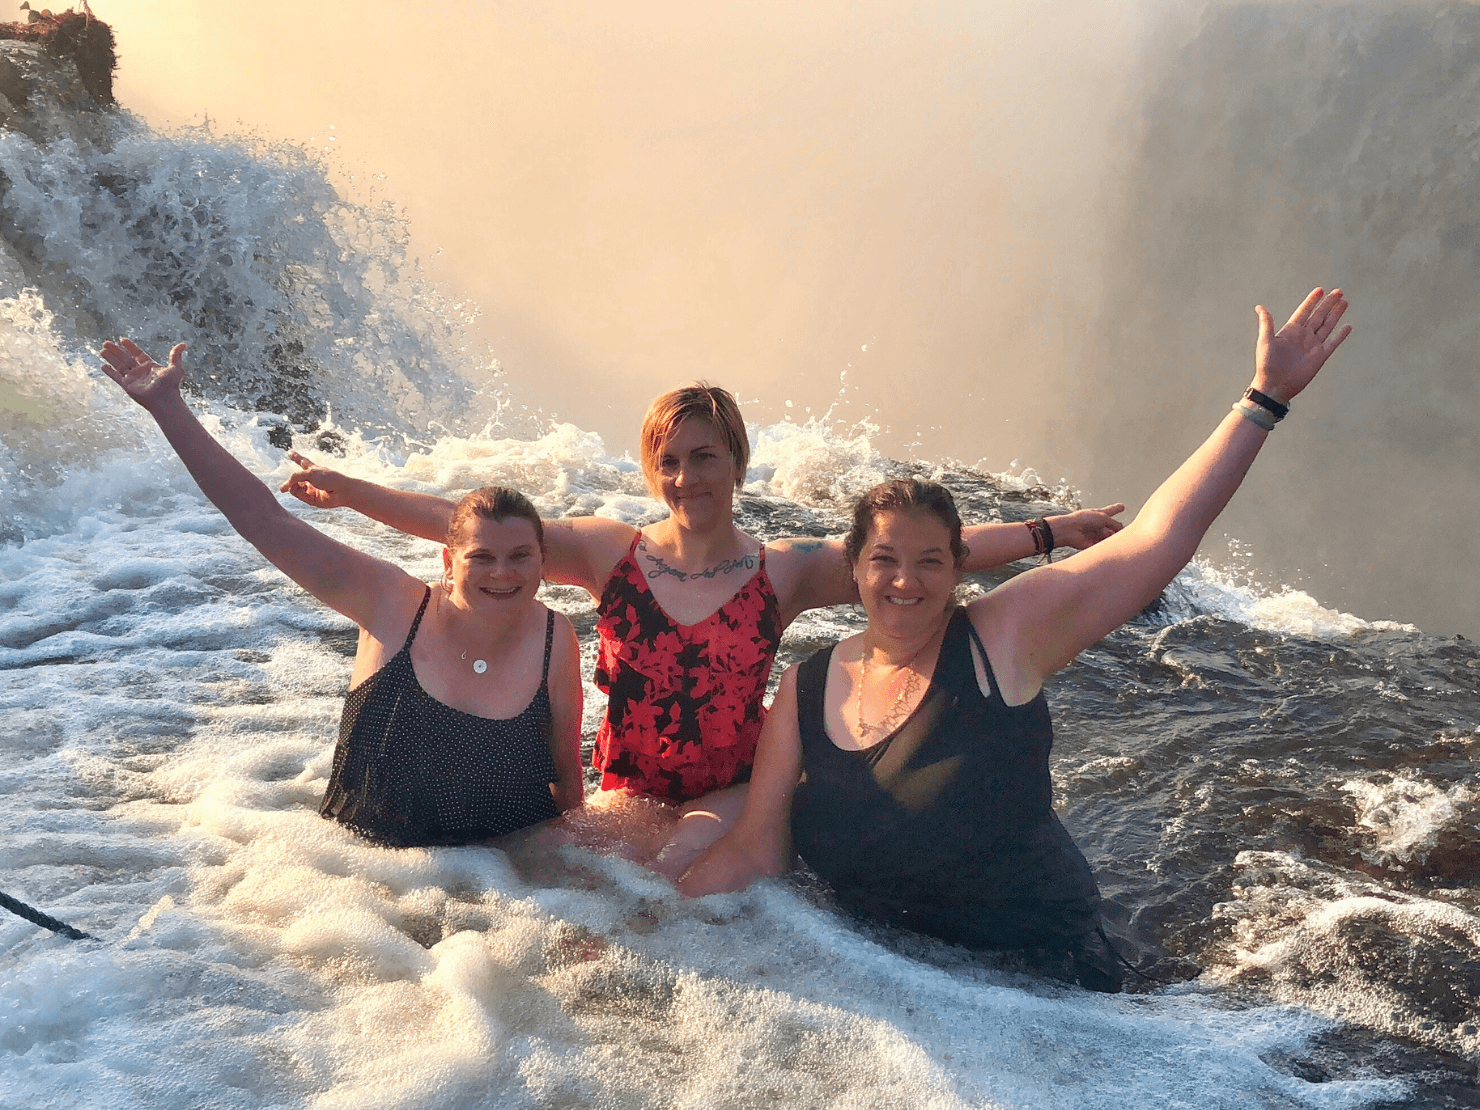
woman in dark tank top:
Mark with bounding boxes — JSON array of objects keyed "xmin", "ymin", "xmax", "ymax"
[
  {"xmin": 789, "ymin": 607, "xmax": 1102, "ymax": 958},
  {"xmin": 679, "ymin": 287, "xmax": 1354, "ymax": 993}
]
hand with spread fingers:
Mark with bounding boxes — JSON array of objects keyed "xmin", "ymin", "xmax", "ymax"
[
  {"xmin": 1252, "ymin": 287, "xmax": 1352, "ymax": 404},
  {"xmin": 99, "ymin": 338, "xmax": 189, "ymax": 410}
]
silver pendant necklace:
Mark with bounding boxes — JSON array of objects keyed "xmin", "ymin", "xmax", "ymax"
[{"xmin": 460, "ymin": 650, "xmax": 488, "ymax": 674}]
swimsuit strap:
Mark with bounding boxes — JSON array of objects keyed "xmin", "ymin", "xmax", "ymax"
[
  {"xmin": 961, "ymin": 611, "xmax": 1003, "ymax": 704},
  {"xmin": 538, "ymin": 608, "xmax": 555, "ymax": 693},
  {"xmin": 403, "ymin": 586, "xmax": 433, "ymax": 650}
]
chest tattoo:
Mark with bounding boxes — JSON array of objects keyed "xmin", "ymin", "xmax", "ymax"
[{"xmin": 640, "ymin": 540, "xmax": 758, "ymax": 582}]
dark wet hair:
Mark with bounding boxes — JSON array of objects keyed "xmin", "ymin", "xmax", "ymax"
[
  {"xmin": 843, "ymin": 478, "xmax": 966, "ymax": 566},
  {"xmin": 446, "ymin": 487, "xmax": 545, "ymax": 552}
]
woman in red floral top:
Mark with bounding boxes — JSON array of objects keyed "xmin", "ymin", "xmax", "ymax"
[{"xmin": 282, "ymin": 385, "xmax": 1124, "ymax": 873}]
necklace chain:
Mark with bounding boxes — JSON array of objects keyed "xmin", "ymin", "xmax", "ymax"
[{"xmin": 856, "ymin": 641, "xmax": 928, "ymax": 740}]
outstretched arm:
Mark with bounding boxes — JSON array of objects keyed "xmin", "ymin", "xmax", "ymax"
[
  {"xmin": 769, "ymin": 505, "xmax": 1125, "ymax": 624},
  {"xmin": 99, "ymin": 340, "xmax": 412, "ymax": 631},
  {"xmin": 677, "ymin": 665, "xmax": 802, "ymax": 895},
  {"xmin": 282, "ymin": 455, "xmax": 637, "ymax": 597},
  {"xmin": 978, "ymin": 288, "xmax": 1353, "ymax": 702},
  {"xmin": 280, "ymin": 453, "xmax": 456, "ymax": 544},
  {"xmin": 959, "ymin": 506, "xmax": 1125, "ymax": 572}
]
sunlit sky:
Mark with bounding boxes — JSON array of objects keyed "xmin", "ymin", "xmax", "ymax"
[{"xmin": 104, "ymin": 0, "xmax": 1137, "ymax": 467}]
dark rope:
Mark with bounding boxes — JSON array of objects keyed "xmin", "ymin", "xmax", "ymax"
[
  {"xmin": 1099, "ymin": 923, "xmax": 1182, "ymax": 987},
  {"xmin": 0, "ymin": 889, "xmax": 92, "ymax": 940}
]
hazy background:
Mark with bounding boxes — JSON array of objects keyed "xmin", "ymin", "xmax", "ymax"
[{"xmin": 91, "ymin": 0, "xmax": 1473, "ymax": 634}]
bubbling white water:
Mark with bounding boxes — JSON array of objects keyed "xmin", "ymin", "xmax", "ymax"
[{"xmin": 1211, "ymin": 850, "xmax": 1480, "ymax": 1064}]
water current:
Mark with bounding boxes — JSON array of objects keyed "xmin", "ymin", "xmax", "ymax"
[{"xmin": 1, "ymin": 33, "xmax": 1478, "ymax": 1110}]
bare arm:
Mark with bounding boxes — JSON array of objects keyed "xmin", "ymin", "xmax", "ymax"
[
  {"xmin": 99, "ymin": 341, "xmax": 414, "ymax": 631},
  {"xmin": 678, "ymin": 666, "xmax": 802, "ymax": 895},
  {"xmin": 547, "ymin": 613, "xmax": 586, "ymax": 813},
  {"xmin": 959, "ymin": 507, "xmax": 1125, "ymax": 572},
  {"xmin": 978, "ymin": 288, "xmax": 1353, "ymax": 701},
  {"xmin": 280, "ymin": 453, "xmax": 456, "ymax": 543},
  {"xmin": 282, "ymin": 456, "xmax": 636, "ymax": 596},
  {"xmin": 769, "ymin": 505, "xmax": 1126, "ymax": 623}
]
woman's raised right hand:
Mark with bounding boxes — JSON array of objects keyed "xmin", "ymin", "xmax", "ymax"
[
  {"xmin": 99, "ymin": 338, "xmax": 188, "ymax": 410},
  {"xmin": 279, "ymin": 452, "xmax": 355, "ymax": 509}
]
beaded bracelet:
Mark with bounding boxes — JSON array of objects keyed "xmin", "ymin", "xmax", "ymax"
[
  {"xmin": 1025, "ymin": 519, "xmax": 1045, "ymax": 555},
  {"xmin": 1025, "ymin": 518, "xmax": 1055, "ymax": 561},
  {"xmin": 1232, "ymin": 399, "xmax": 1277, "ymax": 431}
]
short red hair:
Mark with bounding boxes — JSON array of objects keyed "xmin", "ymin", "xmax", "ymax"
[{"xmin": 639, "ymin": 383, "xmax": 749, "ymax": 496}]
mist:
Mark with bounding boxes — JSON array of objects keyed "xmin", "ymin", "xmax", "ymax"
[{"xmin": 94, "ymin": 0, "xmax": 1472, "ymax": 634}]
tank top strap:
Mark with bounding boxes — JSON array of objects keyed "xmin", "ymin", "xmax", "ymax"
[
  {"xmin": 794, "ymin": 644, "xmax": 834, "ymax": 750},
  {"xmin": 538, "ymin": 607, "xmax": 556, "ymax": 692},
  {"xmin": 958, "ymin": 609, "xmax": 1004, "ymax": 704},
  {"xmin": 403, "ymin": 586, "xmax": 433, "ymax": 650}
]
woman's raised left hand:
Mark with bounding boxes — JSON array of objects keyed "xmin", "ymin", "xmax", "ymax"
[
  {"xmin": 99, "ymin": 338, "xmax": 189, "ymax": 410},
  {"xmin": 1251, "ymin": 288, "xmax": 1352, "ymax": 404}
]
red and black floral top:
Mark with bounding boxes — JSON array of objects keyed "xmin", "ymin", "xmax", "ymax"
[{"xmin": 593, "ymin": 536, "xmax": 782, "ymax": 802}]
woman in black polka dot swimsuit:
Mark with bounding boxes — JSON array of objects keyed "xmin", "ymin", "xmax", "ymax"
[{"xmin": 99, "ymin": 338, "xmax": 586, "ymax": 846}]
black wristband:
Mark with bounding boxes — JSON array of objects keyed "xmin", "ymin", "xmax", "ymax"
[
  {"xmin": 1243, "ymin": 387, "xmax": 1289, "ymax": 421},
  {"xmin": 1038, "ymin": 517, "xmax": 1055, "ymax": 560}
]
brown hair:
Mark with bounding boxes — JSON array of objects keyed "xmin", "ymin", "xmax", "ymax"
[
  {"xmin": 843, "ymin": 478, "xmax": 966, "ymax": 566},
  {"xmin": 639, "ymin": 383, "xmax": 750, "ymax": 496},
  {"xmin": 446, "ymin": 487, "xmax": 545, "ymax": 552}
]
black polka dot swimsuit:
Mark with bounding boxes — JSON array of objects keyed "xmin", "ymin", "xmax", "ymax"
[{"xmin": 320, "ymin": 587, "xmax": 561, "ymax": 846}]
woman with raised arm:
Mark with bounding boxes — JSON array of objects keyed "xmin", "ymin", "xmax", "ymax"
[
  {"xmin": 677, "ymin": 289, "xmax": 1353, "ymax": 992},
  {"xmin": 99, "ymin": 339, "xmax": 585, "ymax": 847},
  {"xmin": 281, "ymin": 385, "xmax": 1125, "ymax": 871}
]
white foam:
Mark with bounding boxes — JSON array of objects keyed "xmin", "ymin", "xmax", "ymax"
[
  {"xmin": 1211, "ymin": 850, "xmax": 1480, "ymax": 1061},
  {"xmin": 1342, "ymin": 774, "xmax": 1475, "ymax": 866},
  {"xmin": 746, "ymin": 417, "xmax": 891, "ymax": 508},
  {"xmin": 1155, "ymin": 561, "xmax": 1415, "ymax": 639}
]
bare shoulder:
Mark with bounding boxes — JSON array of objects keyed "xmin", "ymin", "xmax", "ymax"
[
  {"xmin": 775, "ymin": 659, "xmax": 802, "ymax": 695},
  {"xmin": 549, "ymin": 607, "xmax": 581, "ymax": 652},
  {"xmin": 364, "ymin": 571, "xmax": 437, "ymax": 646},
  {"xmin": 542, "ymin": 516, "xmax": 638, "ymax": 590}
]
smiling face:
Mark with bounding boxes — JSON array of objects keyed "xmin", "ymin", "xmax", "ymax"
[
  {"xmin": 655, "ymin": 417, "xmax": 739, "ymax": 531},
  {"xmin": 852, "ymin": 508, "xmax": 962, "ymax": 636},
  {"xmin": 442, "ymin": 515, "xmax": 544, "ymax": 610}
]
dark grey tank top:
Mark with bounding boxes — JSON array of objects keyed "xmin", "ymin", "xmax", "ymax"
[
  {"xmin": 320, "ymin": 588, "xmax": 560, "ymax": 846},
  {"xmin": 791, "ymin": 607, "xmax": 1101, "ymax": 949}
]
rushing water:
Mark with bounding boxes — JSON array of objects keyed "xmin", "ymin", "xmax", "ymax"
[{"xmin": 2, "ymin": 36, "xmax": 1478, "ymax": 1110}]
